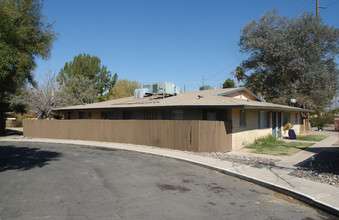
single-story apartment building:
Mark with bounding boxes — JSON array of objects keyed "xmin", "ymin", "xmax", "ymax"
[{"xmin": 23, "ymin": 87, "xmax": 313, "ymax": 152}]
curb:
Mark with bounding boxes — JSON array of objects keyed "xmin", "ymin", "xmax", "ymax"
[
  {"xmin": 1, "ymin": 138, "xmax": 338, "ymax": 217},
  {"xmin": 106, "ymin": 148, "xmax": 339, "ymax": 217}
]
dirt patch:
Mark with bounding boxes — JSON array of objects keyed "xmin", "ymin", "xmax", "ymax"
[
  {"xmin": 206, "ymin": 183, "xmax": 227, "ymax": 193},
  {"xmin": 273, "ymin": 192, "xmax": 304, "ymax": 205},
  {"xmin": 156, "ymin": 183, "xmax": 191, "ymax": 192}
]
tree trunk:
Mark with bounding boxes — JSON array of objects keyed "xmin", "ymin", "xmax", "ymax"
[
  {"xmin": 0, "ymin": 111, "xmax": 6, "ymax": 134},
  {"xmin": 0, "ymin": 103, "xmax": 10, "ymax": 134}
]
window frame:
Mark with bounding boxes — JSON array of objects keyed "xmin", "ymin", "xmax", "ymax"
[
  {"xmin": 283, "ymin": 112, "xmax": 290, "ymax": 125},
  {"xmin": 295, "ymin": 112, "xmax": 299, "ymax": 124},
  {"xmin": 79, "ymin": 111, "xmax": 91, "ymax": 119},
  {"xmin": 258, "ymin": 111, "xmax": 270, "ymax": 129},
  {"xmin": 172, "ymin": 110, "xmax": 184, "ymax": 120},
  {"xmin": 79, "ymin": 112, "xmax": 84, "ymax": 119},
  {"xmin": 239, "ymin": 110, "xmax": 246, "ymax": 127}
]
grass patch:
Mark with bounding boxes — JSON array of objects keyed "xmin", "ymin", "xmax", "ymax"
[
  {"xmin": 295, "ymin": 135, "xmax": 328, "ymax": 142},
  {"xmin": 245, "ymin": 135, "xmax": 314, "ymax": 156}
]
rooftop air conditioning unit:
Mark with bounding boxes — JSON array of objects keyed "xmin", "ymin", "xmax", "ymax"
[
  {"xmin": 143, "ymin": 85, "xmax": 153, "ymax": 94},
  {"xmin": 152, "ymin": 82, "xmax": 175, "ymax": 96},
  {"xmin": 199, "ymin": 85, "xmax": 216, "ymax": 91}
]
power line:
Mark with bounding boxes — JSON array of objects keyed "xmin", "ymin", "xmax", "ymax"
[
  {"xmin": 324, "ymin": 0, "xmax": 339, "ymax": 8},
  {"xmin": 203, "ymin": 56, "xmax": 243, "ymax": 82},
  {"xmin": 298, "ymin": 0, "xmax": 313, "ymax": 14},
  {"xmin": 289, "ymin": 0, "xmax": 315, "ymax": 18},
  {"xmin": 315, "ymin": 0, "xmax": 339, "ymax": 18},
  {"xmin": 288, "ymin": 0, "xmax": 309, "ymax": 17},
  {"xmin": 204, "ymin": 66, "xmax": 230, "ymax": 81},
  {"xmin": 320, "ymin": 0, "xmax": 339, "ymax": 15}
]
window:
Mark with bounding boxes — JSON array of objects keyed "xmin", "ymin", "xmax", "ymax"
[
  {"xmin": 172, "ymin": 110, "xmax": 184, "ymax": 120},
  {"xmin": 295, "ymin": 113, "xmax": 299, "ymax": 123},
  {"xmin": 123, "ymin": 111, "xmax": 134, "ymax": 119},
  {"xmin": 144, "ymin": 109, "xmax": 157, "ymax": 120},
  {"xmin": 79, "ymin": 112, "xmax": 85, "ymax": 119},
  {"xmin": 101, "ymin": 111, "xmax": 114, "ymax": 119},
  {"xmin": 203, "ymin": 110, "xmax": 217, "ymax": 121},
  {"xmin": 258, "ymin": 111, "xmax": 270, "ymax": 128},
  {"xmin": 283, "ymin": 112, "xmax": 290, "ymax": 125},
  {"xmin": 161, "ymin": 110, "xmax": 172, "ymax": 120},
  {"xmin": 78, "ymin": 111, "xmax": 91, "ymax": 119},
  {"xmin": 67, "ymin": 112, "xmax": 72, "ymax": 119},
  {"xmin": 239, "ymin": 110, "xmax": 246, "ymax": 126},
  {"xmin": 206, "ymin": 112, "xmax": 216, "ymax": 121}
]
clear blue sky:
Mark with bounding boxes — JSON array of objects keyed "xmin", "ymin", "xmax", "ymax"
[{"xmin": 36, "ymin": 0, "xmax": 339, "ymax": 91}]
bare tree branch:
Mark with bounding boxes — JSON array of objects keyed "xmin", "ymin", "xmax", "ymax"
[{"xmin": 10, "ymin": 70, "xmax": 63, "ymax": 119}]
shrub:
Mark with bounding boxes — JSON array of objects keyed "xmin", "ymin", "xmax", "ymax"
[
  {"xmin": 310, "ymin": 113, "xmax": 334, "ymax": 129},
  {"xmin": 248, "ymin": 134, "xmax": 277, "ymax": 147},
  {"xmin": 329, "ymin": 107, "xmax": 339, "ymax": 114}
]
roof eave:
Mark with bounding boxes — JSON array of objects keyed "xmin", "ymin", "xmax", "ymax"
[
  {"xmin": 217, "ymin": 87, "xmax": 265, "ymax": 102},
  {"xmin": 242, "ymin": 105, "xmax": 314, "ymax": 113},
  {"xmin": 54, "ymin": 104, "xmax": 313, "ymax": 113}
]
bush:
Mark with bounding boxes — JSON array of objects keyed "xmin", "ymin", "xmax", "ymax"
[
  {"xmin": 310, "ymin": 113, "xmax": 334, "ymax": 129},
  {"xmin": 329, "ymin": 107, "xmax": 339, "ymax": 114},
  {"xmin": 248, "ymin": 134, "xmax": 277, "ymax": 147}
]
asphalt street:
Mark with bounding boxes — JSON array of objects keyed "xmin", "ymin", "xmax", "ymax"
[{"xmin": 0, "ymin": 141, "xmax": 337, "ymax": 220}]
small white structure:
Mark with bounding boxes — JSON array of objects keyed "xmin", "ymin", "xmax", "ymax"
[{"xmin": 134, "ymin": 88, "xmax": 149, "ymax": 98}]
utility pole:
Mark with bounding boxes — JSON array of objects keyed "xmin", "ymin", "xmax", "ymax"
[
  {"xmin": 316, "ymin": 0, "xmax": 319, "ymax": 20},
  {"xmin": 202, "ymin": 75, "xmax": 204, "ymax": 87}
]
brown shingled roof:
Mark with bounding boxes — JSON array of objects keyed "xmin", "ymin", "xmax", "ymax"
[{"xmin": 54, "ymin": 88, "xmax": 313, "ymax": 112}]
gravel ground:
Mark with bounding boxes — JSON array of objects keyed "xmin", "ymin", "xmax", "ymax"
[
  {"xmin": 190, "ymin": 152, "xmax": 279, "ymax": 168},
  {"xmin": 289, "ymin": 150, "xmax": 339, "ymax": 187},
  {"xmin": 191, "ymin": 149, "xmax": 339, "ymax": 187}
]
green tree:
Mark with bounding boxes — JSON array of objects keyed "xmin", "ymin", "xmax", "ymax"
[
  {"xmin": 108, "ymin": 79, "xmax": 140, "ymax": 100},
  {"xmin": 0, "ymin": 0, "xmax": 56, "ymax": 133},
  {"xmin": 233, "ymin": 66, "xmax": 246, "ymax": 87},
  {"xmin": 58, "ymin": 75, "xmax": 98, "ymax": 106},
  {"xmin": 239, "ymin": 10, "xmax": 339, "ymax": 110},
  {"xmin": 58, "ymin": 53, "xmax": 117, "ymax": 102},
  {"xmin": 222, "ymin": 78, "xmax": 236, "ymax": 88}
]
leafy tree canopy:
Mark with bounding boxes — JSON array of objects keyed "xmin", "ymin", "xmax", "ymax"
[
  {"xmin": 58, "ymin": 53, "xmax": 117, "ymax": 101},
  {"xmin": 58, "ymin": 74, "xmax": 98, "ymax": 107},
  {"xmin": 108, "ymin": 79, "xmax": 140, "ymax": 100},
  {"xmin": 222, "ymin": 78, "xmax": 236, "ymax": 88},
  {"xmin": 239, "ymin": 10, "xmax": 339, "ymax": 111},
  {"xmin": 233, "ymin": 66, "xmax": 246, "ymax": 87},
  {"xmin": 0, "ymin": 0, "xmax": 55, "ymax": 99},
  {"xmin": 0, "ymin": 0, "xmax": 55, "ymax": 132}
]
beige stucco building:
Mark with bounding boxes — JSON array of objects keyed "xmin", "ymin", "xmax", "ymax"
[{"xmin": 45, "ymin": 87, "xmax": 312, "ymax": 151}]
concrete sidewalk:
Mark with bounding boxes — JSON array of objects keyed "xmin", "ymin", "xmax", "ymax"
[
  {"xmin": 276, "ymin": 134, "xmax": 339, "ymax": 168},
  {"xmin": 0, "ymin": 133, "xmax": 338, "ymax": 216}
]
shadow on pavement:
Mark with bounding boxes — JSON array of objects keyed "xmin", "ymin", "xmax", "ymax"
[
  {"xmin": 0, "ymin": 129, "xmax": 23, "ymax": 137},
  {"xmin": 0, "ymin": 145, "xmax": 62, "ymax": 172}
]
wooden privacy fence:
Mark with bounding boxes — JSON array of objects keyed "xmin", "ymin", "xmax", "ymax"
[{"xmin": 23, "ymin": 119, "xmax": 232, "ymax": 152}]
